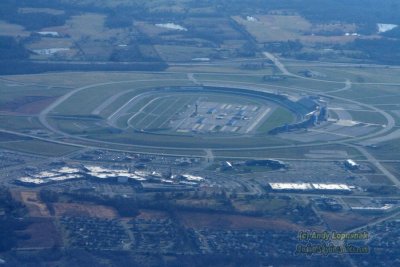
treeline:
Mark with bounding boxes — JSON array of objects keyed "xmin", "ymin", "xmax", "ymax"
[
  {"xmin": 105, "ymin": 11, "xmax": 134, "ymax": 29},
  {"xmin": 0, "ymin": 187, "xmax": 28, "ymax": 252},
  {"xmin": 211, "ymin": 0, "xmax": 400, "ymax": 25},
  {"xmin": 0, "ymin": 36, "xmax": 30, "ymax": 60},
  {"xmin": 346, "ymin": 38, "xmax": 400, "ymax": 65},
  {"xmin": 66, "ymin": 189, "xmax": 236, "ymax": 217},
  {"xmin": 7, "ymin": 12, "xmax": 69, "ymax": 31},
  {"xmin": 0, "ymin": 1, "xmax": 70, "ymax": 31},
  {"xmin": 0, "ymin": 60, "xmax": 168, "ymax": 75},
  {"xmin": 104, "ymin": 5, "xmax": 149, "ymax": 28},
  {"xmin": 63, "ymin": 192, "xmax": 140, "ymax": 217},
  {"xmin": 0, "ymin": 0, "xmax": 116, "ymax": 31},
  {"xmin": 382, "ymin": 27, "xmax": 400, "ymax": 39},
  {"xmin": 109, "ymin": 43, "xmax": 163, "ymax": 62},
  {"xmin": 3, "ymin": 0, "xmax": 400, "ymax": 31},
  {"xmin": 264, "ymin": 41, "xmax": 303, "ymax": 54}
]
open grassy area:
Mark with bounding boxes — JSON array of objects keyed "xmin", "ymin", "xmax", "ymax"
[
  {"xmin": 0, "ymin": 132, "xmax": 31, "ymax": 142},
  {"xmin": 154, "ymin": 45, "xmax": 217, "ymax": 62},
  {"xmin": 52, "ymin": 79, "xmax": 194, "ymax": 116},
  {"xmin": 0, "ymin": 115, "xmax": 44, "ymax": 131},
  {"xmin": 168, "ymin": 64, "xmax": 272, "ymax": 74},
  {"xmin": 188, "ymin": 73, "xmax": 340, "ymax": 94},
  {"xmin": 348, "ymin": 110, "xmax": 387, "ymax": 125},
  {"xmin": 2, "ymin": 72, "xmax": 187, "ymax": 88},
  {"xmin": 57, "ymin": 137, "xmax": 207, "ymax": 156},
  {"xmin": 126, "ymin": 94, "xmax": 196, "ymax": 130},
  {"xmin": 36, "ymin": 13, "xmax": 132, "ymax": 61},
  {"xmin": 382, "ymin": 163, "xmax": 400, "ymax": 181},
  {"xmin": 330, "ymin": 84, "xmax": 400, "ymax": 103},
  {"xmin": 86, "ymin": 130, "xmax": 293, "ymax": 149},
  {"xmin": 64, "ymin": 13, "xmax": 122, "ymax": 41},
  {"xmin": 18, "ymin": 7, "xmax": 65, "ymax": 15},
  {"xmin": 196, "ymin": 73, "xmax": 267, "ymax": 83},
  {"xmin": 257, "ymin": 107, "xmax": 294, "ymax": 133},
  {"xmin": 0, "ymin": 81, "xmax": 69, "ymax": 103},
  {"xmin": 287, "ymin": 66, "xmax": 400, "ymax": 84},
  {"xmin": 26, "ymin": 37, "xmax": 74, "ymax": 51},
  {"xmin": 366, "ymin": 139, "xmax": 400, "ymax": 160},
  {"xmin": 232, "ymin": 197, "xmax": 294, "ymax": 215},
  {"xmin": 48, "ymin": 117, "xmax": 105, "ymax": 135},
  {"xmin": 260, "ymin": 76, "xmax": 340, "ymax": 93},
  {"xmin": 0, "ymin": 21, "xmax": 30, "ymax": 37},
  {"xmin": 213, "ymin": 144, "xmax": 364, "ymax": 159},
  {"xmin": 233, "ymin": 15, "xmax": 311, "ymax": 42},
  {"xmin": 365, "ymin": 175, "xmax": 394, "ymax": 185},
  {"xmin": 0, "ymin": 139, "xmax": 79, "ymax": 156},
  {"xmin": 99, "ymin": 91, "xmax": 151, "ymax": 118}
]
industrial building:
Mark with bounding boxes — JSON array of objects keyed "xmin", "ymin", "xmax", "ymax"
[{"xmin": 269, "ymin": 182, "xmax": 353, "ymax": 193}]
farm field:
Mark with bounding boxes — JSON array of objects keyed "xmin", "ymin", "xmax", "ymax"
[
  {"xmin": 233, "ymin": 15, "xmax": 312, "ymax": 42},
  {"xmin": 154, "ymin": 45, "xmax": 217, "ymax": 62},
  {"xmin": 0, "ymin": 20, "xmax": 30, "ymax": 37}
]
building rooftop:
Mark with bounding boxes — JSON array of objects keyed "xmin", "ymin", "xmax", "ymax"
[{"xmin": 269, "ymin": 182, "xmax": 353, "ymax": 191}]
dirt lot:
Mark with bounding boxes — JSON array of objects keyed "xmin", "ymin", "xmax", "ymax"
[
  {"xmin": 0, "ymin": 96, "xmax": 58, "ymax": 114},
  {"xmin": 177, "ymin": 211, "xmax": 304, "ymax": 231},
  {"xmin": 53, "ymin": 203, "xmax": 117, "ymax": 218},
  {"xmin": 136, "ymin": 209, "xmax": 170, "ymax": 220},
  {"xmin": 16, "ymin": 191, "xmax": 50, "ymax": 217},
  {"xmin": 319, "ymin": 211, "xmax": 377, "ymax": 231}
]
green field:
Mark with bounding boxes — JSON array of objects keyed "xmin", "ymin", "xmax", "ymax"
[
  {"xmin": 330, "ymin": 84, "xmax": 400, "ymax": 102},
  {"xmin": 52, "ymin": 79, "xmax": 194, "ymax": 116},
  {"xmin": 0, "ymin": 139, "xmax": 79, "ymax": 156},
  {"xmin": 154, "ymin": 45, "xmax": 217, "ymax": 62},
  {"xmin": 2, "ymin": 72, "xmax": 187, "ymax": 89},
  {"xmin": 196, "ymin": 73, "xmax": 267, "ymax": 83},
  {"xmin": 83, "ymin": 129, "xmax": 293, "ymax": 149},
  {"xmin": 257, "ymin": 107, "xmax": 294, "ymax": 133},
  {"xmin": 0, "ymin": 132, "xmax": 31, "ymax": 142},
  {"xmin": 47, "ymin": 117, "xmax": 106, "ymax": 135},
  {"xmin": 0, "ymin": 116, "xmax": 44, "ymax": 131},
  {"xmin": 126, "ymin": 95, "xmax": 196, "ymax": 130},
  {"xmin": 233, "ymin": 15, "xmax": 311, "ymax": 42},
  {"xmin": 213, "ymin": 144, "xmax": 365, "ymax": 159},
  {"xmin": 0, "ymin": 81, "xmax": 70, "ymax": 115},
  {"xmin": 365, "ymin": 175, "xmax": 394, "ymax": 185},
  {"xmin": 366, "ymin": 139, "xmax": 400, "ymax": 160},
  {"xmin": 348, "ymin": 110, "xmax": 387, "ymax": 125},
  {"xmin": 287, "ymin": 66, "xmax": 400, "ymax": 84}
]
